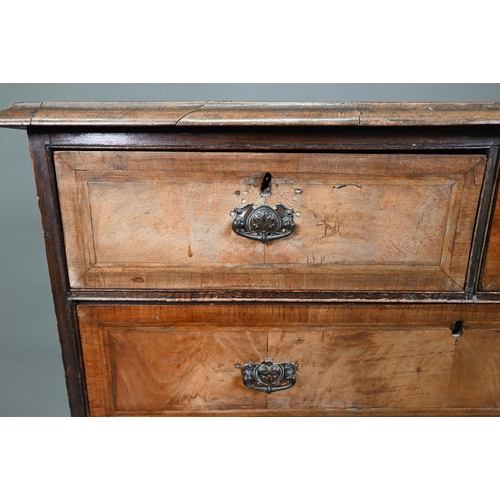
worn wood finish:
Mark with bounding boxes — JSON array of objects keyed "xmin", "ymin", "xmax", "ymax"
[
  {"xmin": 468, "ymin": 147, "xmax": 500, "ymax": 293},
  {"xmin": 482, "ymin": 200, "xmax": 500, "ymax": 290},
  {"xmin": 27, "ymin": 133, "xmax": 88, "ymax": 416},
  {"xmin": 109, "ymin": 408, "xmax": 500, "ymax": 416},
  {"xmin": 90, "ymin": 327, "xmax": 268, "ymax": 415},
  {"xmin": 54, "ymin": 151, "xmax": 485, "ymax": 292},
  {"xmin": 78, "ymin": 304, "xmax": 500, "ymax": 416},
  {"xmin": 48, "ymin": 127, "xmax": 500, "ymax": 150},
  {"xmin": 181, "ymin": 102, "xmax": 500, "ymax": 127},
  {"xmin": 0, "ymin": 101, "xmax": 207, "ymax": 129},
  {"xmin": 354, "ymin": 102, "xmax": 500, "ymax": 126},
  {"xmin": 3, "ymin": 101, "xmax": 500, "ymax": 129},
  {"xmin": 70, "ymin": 290, "xmax": 469, "ymax": 302},
  {"xmin": 267, "ymin": 324, "xmax": 500, "ymax": 410},
  {"xmin": 480, "ymin": 148, "xmax": 500, "ymax": 291},
  {"xmin": 0, "ymin": 102, "xmax": 40, "ymax": 129}
]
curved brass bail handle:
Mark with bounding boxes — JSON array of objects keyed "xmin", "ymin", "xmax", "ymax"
[
  {"xmin": 232, "ymin": 204, "xmax": 295, "ymax": 243},
  {"xmin": 239, "ymin": 359, "xmax": 298, "ymax": 394}
]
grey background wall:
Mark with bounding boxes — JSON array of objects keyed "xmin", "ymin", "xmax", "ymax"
[{"xmin": 1, "ymin": 83, "xmax": 500, "ymax": 416}]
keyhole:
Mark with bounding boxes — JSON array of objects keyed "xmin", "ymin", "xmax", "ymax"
[
  {"xmin": 450, "ymin": 320, "xmax": 464, "ymax": 338},
  {"xmin": 261, "ymin": 172, "xmax": 272, "ymax": 196}
]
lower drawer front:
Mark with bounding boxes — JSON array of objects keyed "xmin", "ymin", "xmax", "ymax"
[{"xmin": 78, "ymin": 304, "xmax": 500, "ymax": 416}]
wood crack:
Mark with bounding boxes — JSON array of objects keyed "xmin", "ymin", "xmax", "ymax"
[
  {"xmin": 463, "ymin": 156, "xmax": 488, "ymax": 181},
  {"xmin": 354, "ymin": 103, "xmax": 361, "ymax": 125},
  {"xmin": 28, "ymin": 101, "xmax": 43, "ymax": 126},
  {"xmin": 175, "ymin": 101, "xmax": 209, "ymax": 126}
]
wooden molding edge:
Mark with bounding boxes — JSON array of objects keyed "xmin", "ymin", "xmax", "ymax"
[{"xmin": 2, "ymin": 101, "xmax": 500, "ymax": 129}]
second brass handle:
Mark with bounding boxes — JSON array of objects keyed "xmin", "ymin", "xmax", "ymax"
[{"xmin": 238, "ymin": 358, "xmax": 298, "ymax": 394}]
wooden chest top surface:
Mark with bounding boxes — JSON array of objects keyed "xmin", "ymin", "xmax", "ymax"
[{"xmin": 2, "ymin": 101, "xmax": 500, "ymax": 128}]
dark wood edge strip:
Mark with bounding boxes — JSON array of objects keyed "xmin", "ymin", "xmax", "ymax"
[
  {"xmin": 477, "ymin": 292, "xmax": 500, "ymax": 300},
  {"xmin": 47, "ymin": 126, "xmax": 500, "ymax": 150},
  {"xmin": 68, "ymin": 291, "xmax": 468, "ymax": 303},
  {"xmin": 466, "ymin": 147, "xmax": 500, "ymax": 295},
  {"xmin": 28, "ymin": 132, "xmax": 89, "ymax": 417},
  {"xmin": 478, "ymin": 147, "xmax": 500, "ymax": 290}
]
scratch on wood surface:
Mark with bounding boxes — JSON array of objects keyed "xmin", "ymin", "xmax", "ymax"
[
  {"xmin": 472, "ymin": 160, "xmax": 486, "ymax": 186},
  {"xmin": 415, "ymin": 213, "xmax": 426, "ymax": 229},
  {"xmin": 316, "ymin": 218, "xmax": 344, "ymax": 238},
  {"xmin": 332, "ymin": 184, "xmax": 362, "ymax": 190},
  {"xmin": 389, "ymin": 238, "xmax": 408, "ymax": 257},
  {"xmin": 463, "ymin": 156, "xmax": 487, "ymax": 186},
  {"xmin": 416, "ymin": 367, "xmax": 425, "ymax": 397}
]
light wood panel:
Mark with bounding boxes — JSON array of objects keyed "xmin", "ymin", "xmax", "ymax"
[
  {"xmin": 78, "ymin": 304, "xmax": 500, "ymax": 416},
  {"xmin": 267, "ymin": 325, "xmax": 500, "ymax": 410},
  {"xmin": 55, "ymin": 151, "xmax": 485, "ymax": 291},
  {"xmin": 106, "ymin": 328, "xmax": 267, "ymax": 413}
]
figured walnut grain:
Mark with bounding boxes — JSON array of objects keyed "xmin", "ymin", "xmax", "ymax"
[{"xmin": 78, "ymin": 304, "xmax": 500, "ymax": 416}]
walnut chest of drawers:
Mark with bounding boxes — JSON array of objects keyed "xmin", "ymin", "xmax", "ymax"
[{"xmin": 3, "ymin": 101, "xmax": 500, "ymax": 416}]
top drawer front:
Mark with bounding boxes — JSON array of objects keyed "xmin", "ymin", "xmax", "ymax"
[{"xmin": 54, "ymin": 151, "xmax": 485, "ymax": 291}]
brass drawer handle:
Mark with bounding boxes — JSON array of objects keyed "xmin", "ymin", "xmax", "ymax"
[
  {"xmin": 237, "ymin": 358, "xmax": 298, "ymax": 394},
  {"xmin": 231, "ymin": 204, "xmax": 295, "ymax": 243}
]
